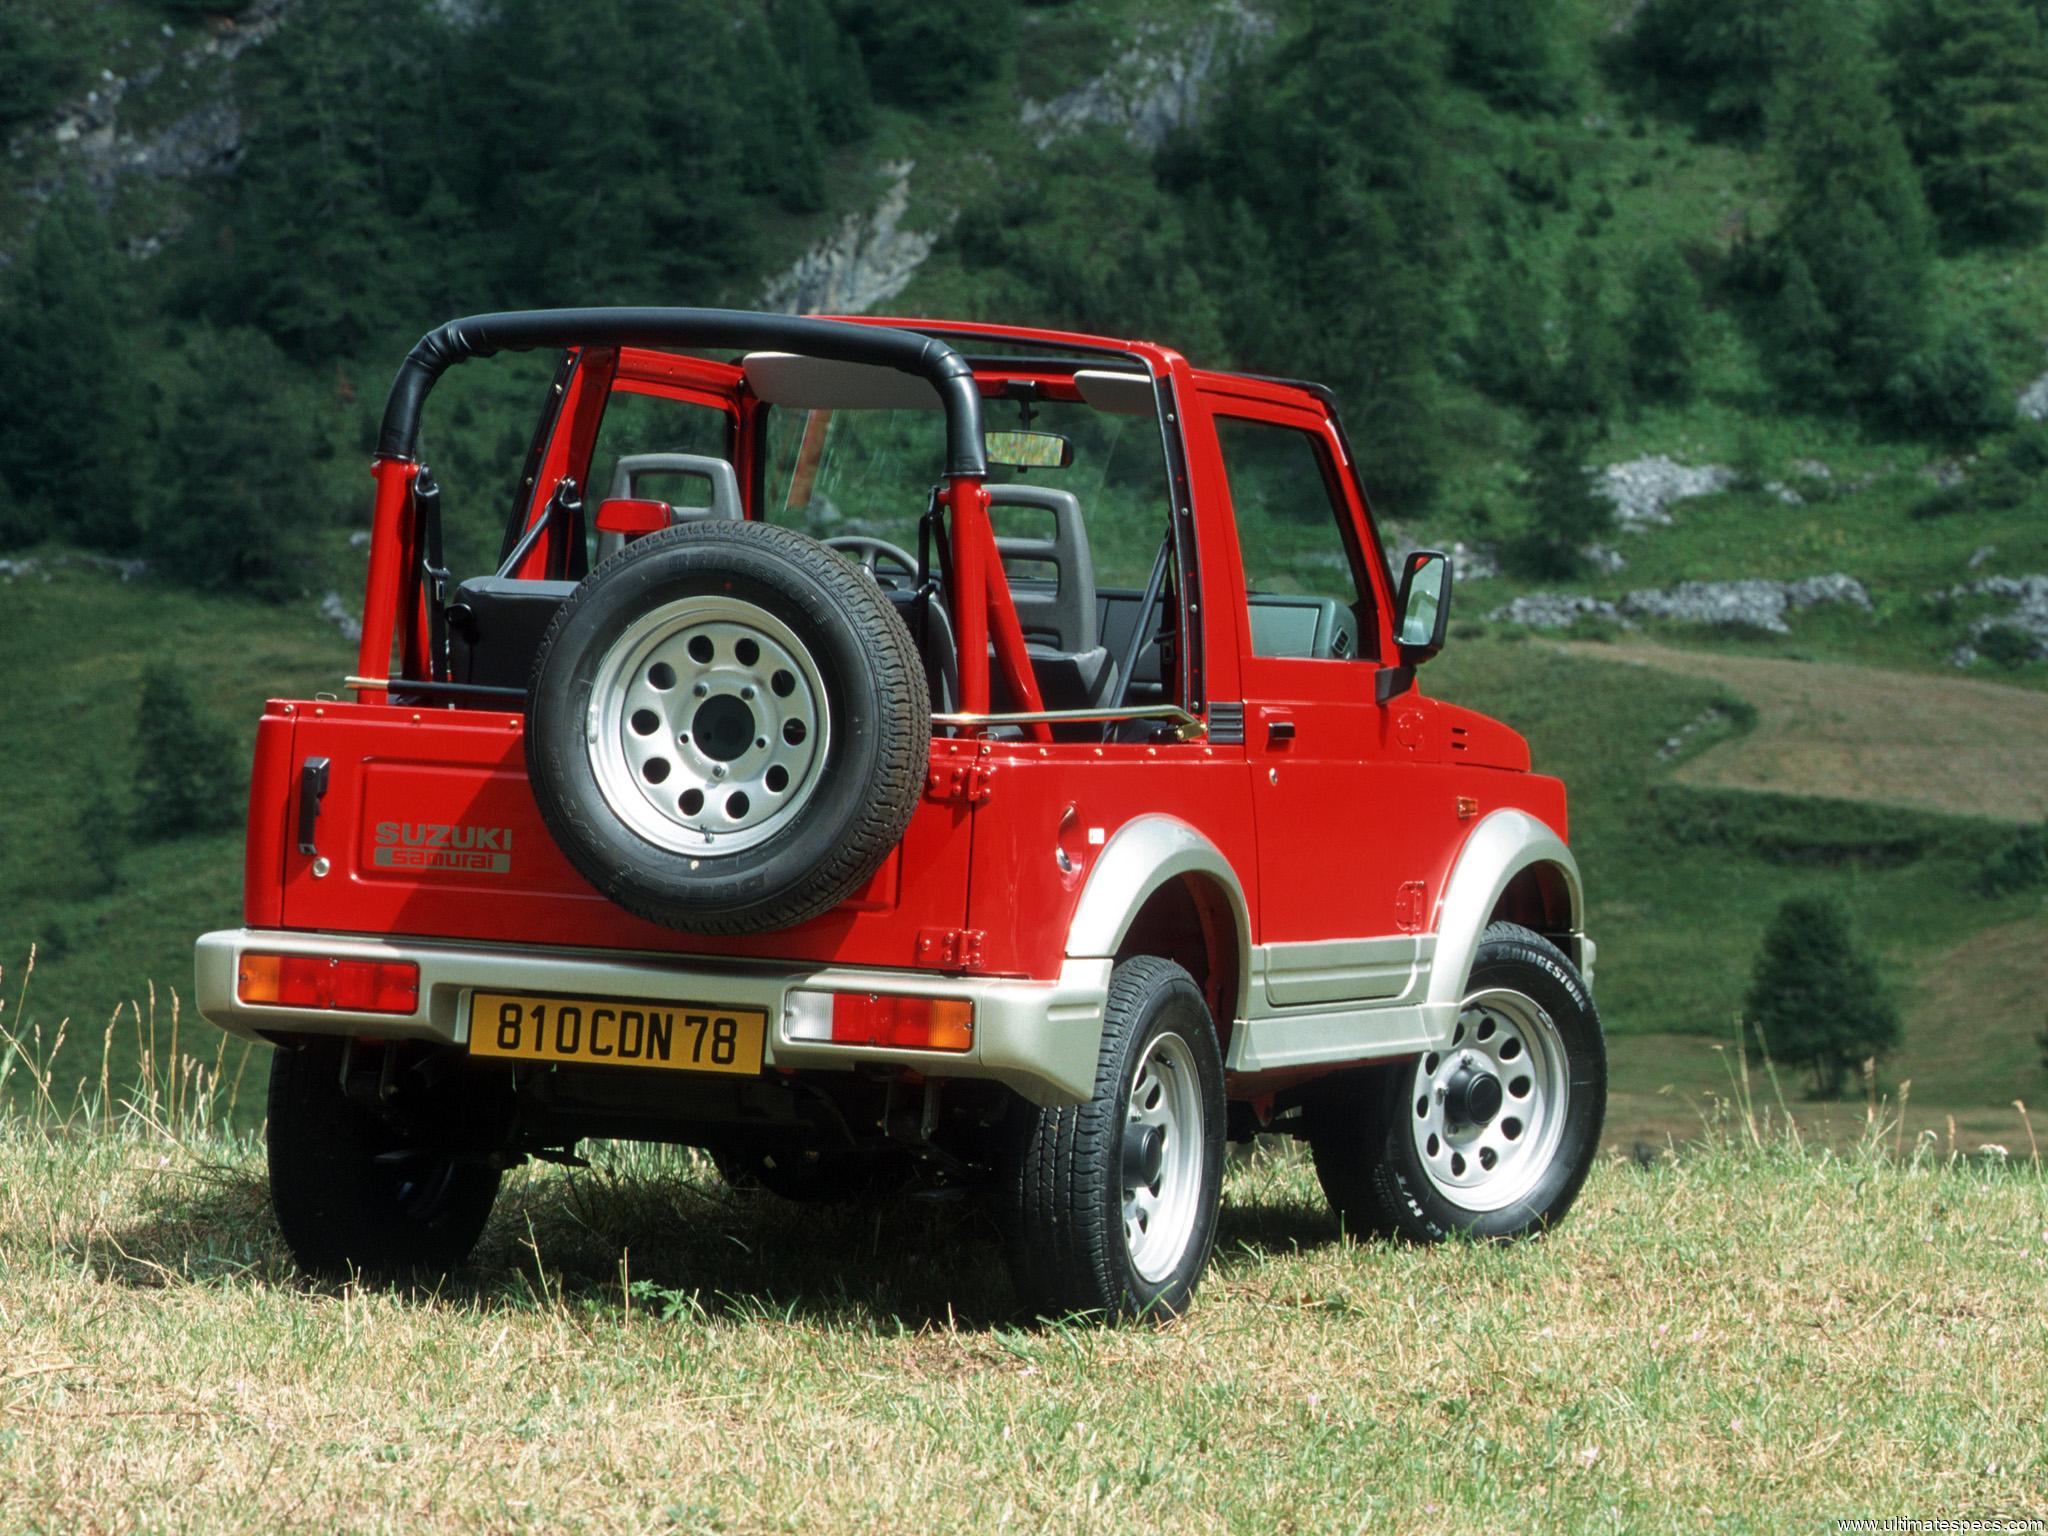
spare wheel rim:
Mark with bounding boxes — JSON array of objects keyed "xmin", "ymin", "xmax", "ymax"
[{"xmin": 586, "ymin": 594, "xmax": 831, "ymax": 857}]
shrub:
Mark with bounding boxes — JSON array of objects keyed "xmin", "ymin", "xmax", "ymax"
[
  {"xmin": 1744, "ymin": 895, "xmax": 1901, "ymax": 1098},
  {"xmin": 1976, "ymin": 623, "xmax": 2037, "ymax": 669},
  {"xmin": 1884, "ymin": 325, "xmax": 2006, "ymax": 441},
  {"xmin": 1977, "ymin": 823, "xmax": 2048, "ymax": 895}
]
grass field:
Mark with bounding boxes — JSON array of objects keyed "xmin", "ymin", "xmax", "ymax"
[{"xmin": 2, "ymin": 1059, "xmax": 2044, "ymax": 1536}]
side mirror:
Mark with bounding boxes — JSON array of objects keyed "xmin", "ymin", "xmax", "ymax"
[
  {"xmin": 1375, "ymin": 549, "xmax": 1453, "ymax": 705},
  {"xmin": 594, "ymin": 497, "xmax": 672, "ymax": 536},
  {"xmin": 1394, "ymin": 549, "xmax": 1453, "ymax": 663}
]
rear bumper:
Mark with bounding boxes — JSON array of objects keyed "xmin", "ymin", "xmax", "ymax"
[{"xmin": 194, "ymin": 928, "xmax": 1108, "ymax": 1106}]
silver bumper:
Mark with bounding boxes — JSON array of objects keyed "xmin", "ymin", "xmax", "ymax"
[{"xmin": 194, "ymin": 928, "xmax": 1110, "ymax": 1107}]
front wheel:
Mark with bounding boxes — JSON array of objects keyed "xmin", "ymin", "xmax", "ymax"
[
  {"xmin": 1306, "ymin": 922, "xmax": 1606, "ymax": 1243},
  {"xmin": 998, "ymin": 956, "xmax": 1226, "ymax": 1322}
]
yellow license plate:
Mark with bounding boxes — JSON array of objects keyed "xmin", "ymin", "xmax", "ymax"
[{"xmin": 468, "ymin": 992, "xmax": 766, "ymax": 1075}]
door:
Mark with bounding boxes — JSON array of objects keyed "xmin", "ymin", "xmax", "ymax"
[{"xmin": 1200, "ymin": 392, "xmax": 1440, "ymax": 1008}]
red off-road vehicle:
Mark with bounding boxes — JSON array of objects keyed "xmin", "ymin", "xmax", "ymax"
[{"xmin": 196, "ymin": 308, "xmax": 1604, "ymax": 1318}]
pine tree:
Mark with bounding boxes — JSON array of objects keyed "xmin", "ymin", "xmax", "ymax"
[
  {"xmin": 1464, "ymin": 246, "xmax": 1551, "ymax": 407},
  {"xmin": 836, "ymin": 0, "xmax": 1018, "ymax": 108},
  {"xmin": 1628, "ymin": 0, "xmax": 1790, "ymax": 140},
  {"xmin": 1508, "ymin": 417, "xmax": 1610, "ymax": 578},
  {"xmin": 1449, "ymin": 0, "xmax": 1567, "ymax": 111},
  {"xmin": 1626, "ymin": 243, "xmax": 1703, "ymax": 404},
  {"xmin": 145, "ymin": 327, "xmax": 323, "ymax": 598},
  {"xmin": 773, "ymin": 0, "xmax": 873, "ymax": 143},
  {"xmin": 1171, "ymin": 0, "xmax": 1460, "ymax": 514},
  {"xmin": 0, "ymin": 5, "xmax": 78, "ymax": 128},
  {"xmin": 1772, "ymin": 6, "xmax": 1933, "ymax": 401},
  {"xmin": 193, "ymin": 0, "xmax": 440, "ymax": 358},
  {"xmin": 1745, "ymin": 895, "xmax": 1901, "ymax": 1099},
  {"xmin": 1888, "ymin": 0, "xmax": 2048, "ymax": 247},
  {"xmin": 461, "ymin": 0, "xmax": 762, "ymax": 305},
  {"xmin": 132, "ymin": 665, "xmax": 242, "ymax": 840},
  {"xmin": 1554, "ymin": 252, "xmax": 1626, "ymax": 424},
  {"xmin": 0, "ymin": 184, "xmax": 143, "ymax": 551}
]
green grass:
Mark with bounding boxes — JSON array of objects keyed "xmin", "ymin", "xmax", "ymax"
[
  {"xmin": 0, "ymin": 563, "xmax": 352, "ymax": 1074},
  {"xmin": 3, "ymin": 1065, "xmax": 2045, "ymax": 1535}
]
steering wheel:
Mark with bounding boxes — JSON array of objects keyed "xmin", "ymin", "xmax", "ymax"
[{"xmin": 824, "ymin": 535, "xmax": 919, "ymax": 592}]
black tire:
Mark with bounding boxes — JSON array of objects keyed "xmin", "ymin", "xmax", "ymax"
[
  {"xmin": 1307, "ymin": 922, "xmax": 1605, "ymax": 1244},
  {"xmin": 266, "ymin": 1040, "xmax": 501, "ymax": 1280},
  {"xmin": 998, "ymin": 956, "xmax": 1226, "ymax": 1322},
  {"xmin": 526, "ymin": 519, "xmax": 929, "ymax": 935}
]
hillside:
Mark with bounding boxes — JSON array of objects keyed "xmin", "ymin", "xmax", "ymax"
[{"xmin": 3, "ymin": 0, "xmax": 2047, "ymax": 1137}]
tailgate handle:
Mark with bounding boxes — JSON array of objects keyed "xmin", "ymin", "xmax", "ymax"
[{"xmin": 297, "ymin": 757, "xmax": 331, "ymax": 856}]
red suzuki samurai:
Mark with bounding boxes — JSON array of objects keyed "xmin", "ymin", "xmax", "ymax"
[{"xmin": 195, "ymin": 308, "xmax": 1604, "ymax": 1319}]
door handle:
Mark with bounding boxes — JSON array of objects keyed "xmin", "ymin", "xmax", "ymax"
[
  {"xmin": 1259, "ymin": 708, "xmax": 1296, "ymax": 745},
  {"xmin": 297, "ymin": 757, "xmax": 330, "ymax": 856}
]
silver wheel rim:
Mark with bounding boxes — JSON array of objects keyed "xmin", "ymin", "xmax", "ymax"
[
  {"xmin": 585, "ymin": 595, "xmax": 830, "ymax": 857},
  {"xmin": 1409, "ymin": 987, "xmax": 1569, "ymax": 1213},
  {"xmin": 1122, "ymin": 1030, "xmax": 1205, "ymax": 1284}
]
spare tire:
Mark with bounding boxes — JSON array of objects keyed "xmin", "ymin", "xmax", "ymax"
[{"xmin": 526, "ymin": 519, "xmax": 929, "ymax": 935}]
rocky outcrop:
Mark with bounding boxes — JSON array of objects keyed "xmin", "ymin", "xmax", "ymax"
[
  {"xmin": 1594, "ymin": 456, "xmax": 1735, "ymax": 528},
  {"xmin": 0, "ymin": 552, "xmax": 149, "ymax": 583},
  {"xmin": 1489, "ymin": 574, "xmax": 1871, "ymax": 634},
  {"xmin": 2017, "ymin": 369, "xmax": 2048, "ymax": 423},
  {"xmin": 1486, "ymin": 592, "xmax": 1625, "ymax": 631},
  {"xmin": 760, "ymin": 161, "xmax": 939, "ymax": 317},
  {"xmin": 1020, "ymin": 2, "xmax": 1274, "ymax": 152},
  {"xmin": 1941, "ymin": 574, "xmax": 2048, "ymax": 666},
  {"xmin": 16, "ymin": 4, "xmax": 285, "ymax": 215}
]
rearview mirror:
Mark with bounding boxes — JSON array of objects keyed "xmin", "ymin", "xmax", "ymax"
[
  {"xmin": 985, "ymin": 430, "xmax": 1074, "ymax": 469},
  {"xmin": 1395, "ymin": 549, "xmax": 1452, "ymax": 661}
]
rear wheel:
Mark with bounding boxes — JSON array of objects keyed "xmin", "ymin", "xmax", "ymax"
[
  {"xmin": 999, "ymin": 957, "xmax": 1225, "ymax": 1321},
  {"xmin": 1307, "ymin": 923, "xmax": 1605, "ymax": 1243},
  {"xmin": 267, "ymin": 1039, "xmax": 501, "ymax": 1280}
]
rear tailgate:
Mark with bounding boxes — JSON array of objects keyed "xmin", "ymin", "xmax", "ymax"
[{"xmin": 267, "ymin": 700, "xmax": 974, "ymax": 969}]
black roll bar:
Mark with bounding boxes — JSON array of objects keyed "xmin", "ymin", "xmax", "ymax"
[{"xmin": 376, "ymin": 306, "xmax": 988, "ymax": 477}]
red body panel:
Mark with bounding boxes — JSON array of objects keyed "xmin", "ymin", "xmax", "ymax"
[{"xmin": 272, "ymin": 704, "xmax": 978, "ymax": 971}]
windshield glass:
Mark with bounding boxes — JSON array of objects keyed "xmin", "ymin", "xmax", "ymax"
[{"xmin": 762, "ymin": 396, "xmax": 1173, "ymax": 590}]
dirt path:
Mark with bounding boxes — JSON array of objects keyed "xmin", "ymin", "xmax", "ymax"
[{"xmin": 1554, "ymin": 641, "xmax": 2048, "ymax": 821}]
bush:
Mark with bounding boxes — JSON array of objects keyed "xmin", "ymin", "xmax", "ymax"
[
  {"xmin": 1744, "ymin": 895, "xmax": 1901, "ymax": 1098},
  {"xmin": 131, "ymin": 666, "xmax": 242, "ymax": 840},
  {"xmin": 1977, "ymin": 823, "xmax": 2048, "ymax": 895},
  {"xmin": 1884, "ymin": 325, "xmax": 2006, "ymax": 441},
  {"xmin": 1908, "ymin": 485, "xmax": 1972, "ymax": 520},
  {"xmin": 1976, "ymin": 623, "xmax": 2038, "ymax": 668}
]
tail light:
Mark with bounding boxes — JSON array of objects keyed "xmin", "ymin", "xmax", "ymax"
[
  {"xmin": 785, "ymin": 990, "xmax": 973, "ymax": 1052},
  {"xmin": 237, "ymin": 953, "xmax": 420, "ymax": 1015}
]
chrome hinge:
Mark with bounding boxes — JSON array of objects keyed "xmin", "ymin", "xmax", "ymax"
[
  {"xmin": 915, "ymin": 927, "xmax": 986, "ymax": 969},
  {"xmin": 925, "ymin": 761, "xmax": 996, "ymax": 805}
]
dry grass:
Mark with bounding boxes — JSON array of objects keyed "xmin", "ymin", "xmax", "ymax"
[
  {"xmin": 1554, "ymin": 640, "xmax": 2048, "ymax": 821},
  {"xmin": 3, "ymin": 1060, "xmax": 2046, "ymax": 1534}
]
